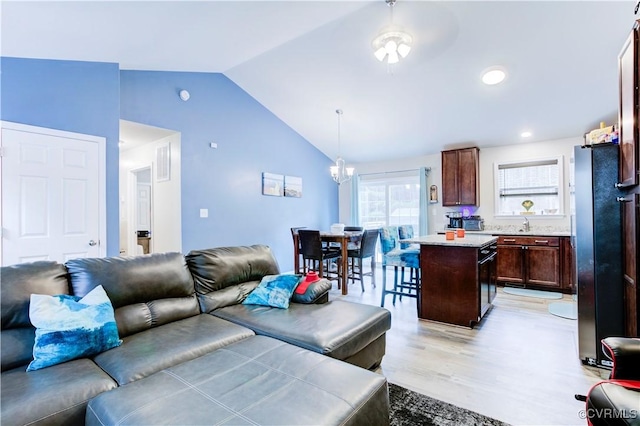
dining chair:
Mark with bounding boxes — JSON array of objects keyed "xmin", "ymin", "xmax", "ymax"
[
  {"xmin": 298, "ymin": 230, "xmax": 342, "ymax": 286},
  {"xmin": 290, "ymin": 227, "xmax": 307, "ymax": 274},
  {"xmin": 347, "ymin": 228, "xmax": 379, "ymax": 292},
  {"xmin": 328, "ymin": 225, "xmax": 363, "ymax": 250},
  {"xmin": 344, "ymin": 226, "xmax": 364, "ymax": 250},
  {"xmin": 379, "ymin": 226, "xmax": 421, "ymax": 313}
]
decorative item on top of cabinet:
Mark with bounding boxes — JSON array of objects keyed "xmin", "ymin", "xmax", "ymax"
[
  {"xmin": 617, "ymin": 19, "xmax": 639, "ymax": 188},
  {"xmin": 442, "ymin": 147, "xmax": 479, "ymax": 206}
]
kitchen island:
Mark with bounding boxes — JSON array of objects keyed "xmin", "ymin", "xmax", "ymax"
[{"xmin": 405, "ymin": 234, "xmax": 498, "ymax": 327}]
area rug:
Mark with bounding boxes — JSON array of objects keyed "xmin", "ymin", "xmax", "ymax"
[
  {"xmin": 548, "ymin": 301, "xmax": 577, "ymax": 320},
  {"xmin": 389, "ymin": 383, "xmax": 509, "ymax": 426},
  {"xmin": 502, "ymin": 287, "xmax": 562, "ymax": 299}
]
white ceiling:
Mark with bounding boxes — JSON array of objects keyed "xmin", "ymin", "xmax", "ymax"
[{"xmin": 1, "ymin": 1, "xmax": 635, "ymax": 163}]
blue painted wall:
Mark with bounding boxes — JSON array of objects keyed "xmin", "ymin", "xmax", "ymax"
[
  {"xmin": 1, "ymin": 57, "xmax": 121, "ymax": 256},
  {"xmin": 120, "ymin": 71, "xmax": 337, "ymax": 271}
]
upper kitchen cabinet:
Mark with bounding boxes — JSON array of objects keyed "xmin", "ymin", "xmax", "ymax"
[
  {"xmin": 442, "ymin": 147, "xmax": 479, "ymax": 206},
  {"xmin": 618, "ymin": 20, "xmax": 639, "ymax": 188}
]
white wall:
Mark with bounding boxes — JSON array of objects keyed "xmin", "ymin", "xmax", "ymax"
[
  {"xmin": 340, "ymin": 136, "xmax": 582, "ymax": 234},
  {"xmin": 119, "ymin": 133, "xmax": 182, "ymax": 254}
]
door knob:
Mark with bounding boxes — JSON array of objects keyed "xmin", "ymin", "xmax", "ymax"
[{"xmin": 89, "ymin": 240, "xmax": 98, "ymax": 246}]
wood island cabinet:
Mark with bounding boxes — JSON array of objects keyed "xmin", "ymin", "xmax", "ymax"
[
  {"xmin": 442, "ymin": 147, "xmax": 479, "ymax": 206},
  {"xmin": 419, "ymin": 240, "xmax": 497, "ymax": 328},
  {"xmin": 496, "ymin": 236, "xmax": 561, "ymax": 290}
]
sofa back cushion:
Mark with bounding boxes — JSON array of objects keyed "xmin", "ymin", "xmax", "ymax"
[
  {"xmin": 1, "ymin": 261, "xmax": 70, "ymax": 371},
  {"xmin": 65, "ymin": 253, "xmax": 199, "ymax": 338},
  {"xmin": 186, "ymin": 245, "xmax": 280, "ymax": 313}
]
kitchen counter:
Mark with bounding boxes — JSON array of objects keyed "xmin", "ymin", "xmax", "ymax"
[
  {"xmin": 406, "ymin": 234, "xmax": 497, "ymax": 248},
  {"xmin": 438, "ymin": 230, "xmax": 571, "ymax": 237}
]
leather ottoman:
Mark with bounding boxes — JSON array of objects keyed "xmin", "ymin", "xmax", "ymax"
[{"xmin": 86, "ymin": 335, "xmax": 389, "ymax": 425}]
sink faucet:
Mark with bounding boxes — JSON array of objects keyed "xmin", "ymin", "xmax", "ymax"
[{"xmin": 522, "ymin": 216, "xmax": 530, "ymax": 232}]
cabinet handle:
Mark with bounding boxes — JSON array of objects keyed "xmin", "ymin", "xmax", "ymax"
[
  {"xmin": 534, "ymin": 240, "xmax": 549, "ymax": 244},
  {"xmin": 615, "ymin": 182, "xmax": 623, "ymax": 188},
  {"xmin": 503, "ymin": 239, "xmax": 516, "ymax": 242},
  {"xmin": 617, "ymin": 196, "xmax": 631, "ymax": 203}
]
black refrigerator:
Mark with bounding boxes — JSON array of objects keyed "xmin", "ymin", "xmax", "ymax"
[{"xmin": 574, "ymin": 143, "xmax": 624, "ymax": 367}]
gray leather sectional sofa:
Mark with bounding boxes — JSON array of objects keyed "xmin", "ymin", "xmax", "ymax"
[{"xmin": 1, "ymin": 245, "xmax": 391, "ymax": 425}]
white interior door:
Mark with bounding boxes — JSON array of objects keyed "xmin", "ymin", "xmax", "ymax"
[
  {"xmin": 1, "ymin": 122, "xmax": 106, "ymax": 265},
  {"xmin": 136, "ymin": 183, "xmax": 151, "ymax": 232}
]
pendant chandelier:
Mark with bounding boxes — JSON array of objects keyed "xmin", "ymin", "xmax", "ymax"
[
  {"xmin": 372, "ymin": 0, "xmax": 412, "ymax": 65},
  {"xmin": 330, "ymin": 109, "xmax": 354, "ymax": 185}
]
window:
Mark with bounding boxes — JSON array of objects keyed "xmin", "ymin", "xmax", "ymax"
[
  {"xmin": 494, "ymin": 157, "xmax": 564, "ymax": 217},
  {"xmin": 358, "ymin": 172, "xmax": 420, "ymax": 229}
]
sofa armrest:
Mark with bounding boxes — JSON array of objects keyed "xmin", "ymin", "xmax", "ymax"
[
  {"xmin": 291, "ymin": 279, "xmax": 331, "ymax": 304},
  {"xmin": 602, "ymin": 337, "xmax": 640, "ymax": 380}
]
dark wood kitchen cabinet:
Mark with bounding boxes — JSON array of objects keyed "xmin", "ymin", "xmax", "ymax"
[
  {"xmin": 560, "ymin": 236, "xmax": 575, "ymax": 293},
  {"xmin": 442, "ymin": 147, "xmax": 479, "ymax": 206},
  {"xmin": 622, "ymin": 193, "xmax": 639, "ymax": 337},
  {"xmin": 419, "ymin": 240, "xmax": 497, "ymax": 327},
  {"xmin": 617, "ymin": 20, "xmax": 639, "ymax": 188},
  {"xmin": 496, "ymin": 236, "xmax": 561, "ymax": 290},
  {"xmin": 617, "ymin": 20, "xmax": 640, "ymax": 337}
]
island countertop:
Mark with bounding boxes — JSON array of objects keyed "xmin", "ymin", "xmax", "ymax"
[{"xmin": 404, "ymin": 234, "xmax": 498, "ymax": 248}]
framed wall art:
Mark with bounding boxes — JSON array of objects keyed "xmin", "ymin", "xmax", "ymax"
[
  {"xmin": 284, "ymin": 176, "xmax": 302, "ymax": 198},
  {"xmin": 262, "ymin": 172, "xmax": 284, "ymax": 196}
]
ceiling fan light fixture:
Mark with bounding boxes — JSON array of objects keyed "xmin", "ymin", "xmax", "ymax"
[
  {"xmin": 397, "ymin": 43, "xmax": 411, "ymax": 58},
  {"xmin": 372, "ymin": 0, "xmax": 412, "ymax": 66},
  {"xmin": 374, "ymin": 47, "xmax": 387, "ymax": 61},
  {"xmin": 387, "ymin": 50, "xmax": 399, "ymax": 64}
]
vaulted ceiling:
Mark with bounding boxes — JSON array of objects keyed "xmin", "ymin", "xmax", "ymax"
[{"xmin": 1, "ymin": 1, "xmax": 635, "ymax": 163}]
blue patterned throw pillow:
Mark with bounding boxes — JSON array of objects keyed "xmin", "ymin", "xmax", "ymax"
[
  {"xmin": 242, "ymin": 274, "xmax": 303, "ymax": 309},
  {"xmin": 27, "ymin": 285, "xmax": 121, "ymax": 371}
]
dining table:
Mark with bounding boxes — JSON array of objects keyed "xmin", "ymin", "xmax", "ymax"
[{"xmin": 292, "ymin": 230, "xmax": 362, "ymax": 295}]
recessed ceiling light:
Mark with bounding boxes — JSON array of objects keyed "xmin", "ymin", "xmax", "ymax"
[
  {"xmin": 521, "ymin": 131, "xmax": 532, "ymax": 138},
  {"xmin": 481, "ymin": 67, "xmax": 507, "ymax": 85}
]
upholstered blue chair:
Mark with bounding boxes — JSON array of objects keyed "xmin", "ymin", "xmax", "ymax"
[
  {"xmin": 379, "ymin": 226, "xmax": 421, "ymax": 310},
  {"xmin": 397, "ymin": 224, "xmax": 419, "ymax": 285},
  {"xmin": 397, "ymin": 225, "xmax": 414, "ymax": 249}
]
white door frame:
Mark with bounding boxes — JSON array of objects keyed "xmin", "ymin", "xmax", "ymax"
[{"xmin": 0, "ymin": 121, "xmax": 107, "ymax": 261}]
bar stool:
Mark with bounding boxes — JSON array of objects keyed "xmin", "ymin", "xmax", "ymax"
[
  {"xmin": 347, "ymin": 228, "xmax": 378, "ymax": 292},
  {"xmin": 379, "ymin": 226, "xmax": 421, "ymax": 313},
  {"xmin": 290, "ymin": 227, "xmax": 306, "ymax": 274},
  {"xmin": 398, "ymin": 225, "xmax": 419, "ymax": 286}
]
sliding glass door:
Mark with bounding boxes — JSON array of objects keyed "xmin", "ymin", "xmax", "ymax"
[{"xmin": 358, "ymin": 172, "xmax": 420, "ymax": 230}]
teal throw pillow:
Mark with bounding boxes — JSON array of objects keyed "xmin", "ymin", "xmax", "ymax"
[
  {"xmin": 243, "ymin": 274, "xmax": 303, "ymax": 309},
  {"xmin": 27, "ymin": 285, "xmax": 122, "ymax": 371}
]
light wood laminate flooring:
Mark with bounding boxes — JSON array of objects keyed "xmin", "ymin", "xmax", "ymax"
[{"xmin": 329, "ymin": 270, "xmax": 607, "ymax": 426}]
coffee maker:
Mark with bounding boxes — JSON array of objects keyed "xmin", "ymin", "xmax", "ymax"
[{"xmin": 446, "ymin": 212, "xmax": 463, "ymax": 229}]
